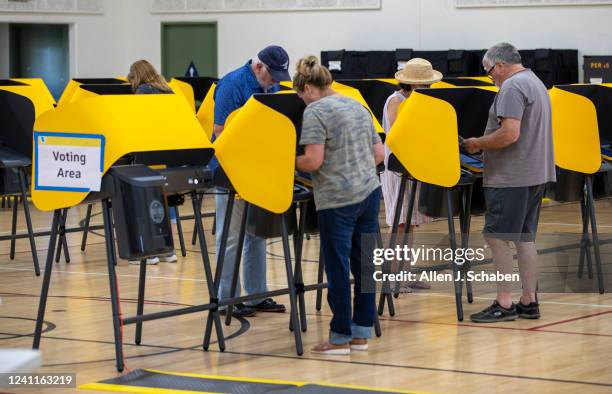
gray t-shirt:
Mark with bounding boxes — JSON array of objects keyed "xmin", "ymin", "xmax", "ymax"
[
  {"xmin": 483, "ymin": 69, "xmax": 556, "ymax": 187},
  {"xmin": 300, "ymin": 95, "xmax": 381, "ymax": 210}
]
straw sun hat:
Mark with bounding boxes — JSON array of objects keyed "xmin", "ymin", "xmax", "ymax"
[{"xmin": 394, "ymin": 58, "xmax": 443, "ymax": 85}]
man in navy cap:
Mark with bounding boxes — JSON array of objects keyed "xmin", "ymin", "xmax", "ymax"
[{"xmin": 211, "ymin": 45, "xmax": 290, "ymax": 317}]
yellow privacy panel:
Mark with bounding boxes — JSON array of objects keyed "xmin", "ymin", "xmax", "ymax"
[
  {"xmin": 0, "ymin": 79, "xmax": 55, "ymax": 118},
  {"xmin": 196, "ymin": 82, "xmax": 216, "ymax": 140},
  {"xmin": 459, "ymin": 76, "xmax": 493, "ymax": 83},
  {"xmin": 169, "ymin": 78, "xmax": 196, "ymax": 111},
  {"xmin": 550, "ymin": 87, "xmax": 601, "ymax": 174},
  {"xmin": 375, "ymin": 78, "xmax": 398, "ymax": 85},
  {"xmin": 332, "ymin": 82, "xmax": 384, "ymax": 134},
  {"xmin": 33, "ymin": 94, "xmax": 213, "ymax": 211},
  {"xmin": 386, "ymin": 91, "xmax": 460, "ymax": 187},
  {"xmin": 67, "ymin": 86, "xmax": 100, "ymax": 104},
  {"xmin": 213, "ymin": 96, "xmax": 296, "ymax": 213},
  {"xmin": 57, "ymin": 78, "xmax": 127, "ymax": 106},
  {"xmin": 57, "ymin": 80, "xmax": 81, "ymax": 107},
  {"xmin": 431, "ymin": 81, "xmax": 458, "ymax": 89}
]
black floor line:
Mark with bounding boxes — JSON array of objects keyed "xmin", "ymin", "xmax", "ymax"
[{"xmin": 0, "ymin": 315, "xmax": 249, "ymax": 368}]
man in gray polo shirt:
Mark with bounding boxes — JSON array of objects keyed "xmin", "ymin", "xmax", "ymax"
[{"xmin": 464, "ymin": 42, "xmax": 555, "ymax": 323}]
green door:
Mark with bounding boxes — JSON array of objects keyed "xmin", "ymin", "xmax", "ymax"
[
  {"xmin": 9, "ymin": 23, "xmax": 69, "ymax": 100},
  {"xmin": 161, "ymin": 23, "xmax": 217, "ymax": 79}
]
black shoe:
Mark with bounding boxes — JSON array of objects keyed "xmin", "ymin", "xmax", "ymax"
[
  {"xmin": 219, "ymin": 303, "xmax": 256, "ymax": 318},
  {"xmin": 516, "ymin": 301, "xmax": 540, "ymax": 319},
  {"xmin": 470, "ymin": 300, "xmax": 518, "ymax": 323},
  {"xmin": 252, "ymin": 298, "xmax": 286, "ymax": 313}
]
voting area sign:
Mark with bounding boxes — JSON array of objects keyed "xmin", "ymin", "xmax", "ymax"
[{"xmin": 34, "ymin": 132, "xmax": 105, "ymax": 192}]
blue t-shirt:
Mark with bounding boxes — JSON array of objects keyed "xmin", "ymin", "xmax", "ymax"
[{"xmin": 209, "ymin": 61, "xmax": 280, "ymax": 171}]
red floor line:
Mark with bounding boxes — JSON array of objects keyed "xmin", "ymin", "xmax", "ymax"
[
  {"xmin": 307, "ymin": 313, "xmax": 612, "ymax": 338},
  {"xmin": 381, "ymin": 316, "xmax": 612, "ymax": 338},
  {"xmin": 527, "ymin": 310, "xmax": 612, "ymax": 331},
  {"xmin": 537, "ymin": 329, "xmax": 612, "ymax": 338}
]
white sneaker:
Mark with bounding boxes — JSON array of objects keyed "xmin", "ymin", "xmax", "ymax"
[
  {"xmin": 349, "ymin": 339, "xmax": 368, "ymax": 351},
  {"xmin": 128, "ymin": 257, "xmax": 159, "ymax": 265},
  {"xmin": 161, "ymin": 253, "xmax": 178, "ymax": 263}
]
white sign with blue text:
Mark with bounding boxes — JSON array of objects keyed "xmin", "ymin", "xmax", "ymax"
[{"xmin": 34, "ymin": 132, "xmax": 105, "ymax": 193}]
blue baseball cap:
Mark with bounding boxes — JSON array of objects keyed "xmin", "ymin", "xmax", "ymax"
[{"xmin": 258, "ymin": 45, "xmax": 290, "ymax": 82}]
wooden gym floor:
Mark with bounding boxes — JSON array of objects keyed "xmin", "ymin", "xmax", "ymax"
[{"xmin": 1, "ymin": 196, "xmax": 611, "ymax": 393}]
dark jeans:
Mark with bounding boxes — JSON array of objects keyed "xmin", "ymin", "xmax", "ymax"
[{"xmin": 317, "ymin": 187, "xmax": 381, "ymax": 344}]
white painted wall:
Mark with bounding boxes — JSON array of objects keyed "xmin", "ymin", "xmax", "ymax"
[
  {"xmin": 0, "ymin": 0, "xmax": 129, "ymax": 78},
  {"xmin": 1, "ymin": 0, "xmax": 612, "ymax": 80},
  {"xmin": 128, "ymin": 0, "xmax": 612, "ymax": 80}
]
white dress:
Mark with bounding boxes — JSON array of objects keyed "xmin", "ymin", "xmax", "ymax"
[{"xmin": 380, "ymin": 91, "xmax": 432, "ymax": 227}]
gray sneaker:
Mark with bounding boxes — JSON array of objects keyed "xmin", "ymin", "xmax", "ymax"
[{"xmin": 470, "ymin": 301, "xmax": 517, "ymax": 323}]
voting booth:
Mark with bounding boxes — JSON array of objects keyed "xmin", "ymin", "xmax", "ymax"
[
  {"xmin": 0, "ymin": 89, "xmax": 41, "ymax": 274},
  {"xmin": 380, "ymin": 86, "xmax": 498, "ymax": 321},
  {"xmin": 549, "ymin": 83, "xmax": 612, "ymax": 293},
  {"xmin": 204, "ymin": 92, "xmax": 321, "ymax": 354},
  {"xmin": 0, "ymin": 78, "xmax": 56, "ymax": 274},
  {"xmin": 32, "ymin": 85, "xmax": 329, "ymax": 371},
  {"xmin": 169, "ymin": 76, "xmax": 218, "ymax": 112},
  {"xmin": 31, "ymin": 87, "xmax": 221, "ymax": 372},
  {"xmin": 57, "ymin": 78, "xmax": 128, "ymax": 106}
]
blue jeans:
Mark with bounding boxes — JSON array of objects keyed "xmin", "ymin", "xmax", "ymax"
[
  {"xmin": 318, "ymin": 187, "xmax": 381, "ymax": 345},
  {"xmin": 215, "ymin": 188, "xmax": 268, "ymax": 306}
]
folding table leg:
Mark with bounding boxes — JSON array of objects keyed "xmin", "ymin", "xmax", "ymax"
[
  {"xmin": 102, "ymin": 199, "xmax": 125, "ymax": 372},
  {"xmin": 33, "ymin": 209, "xmax": 62, "ymax": 349},
  {"xmin": 447, "ymin": 189, "xmax": 463, "ymax": 321}
]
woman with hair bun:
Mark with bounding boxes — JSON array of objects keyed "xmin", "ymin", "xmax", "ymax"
[{"xmin": 294, "ymin": 55, "xmax": 384, "ymax": 355}]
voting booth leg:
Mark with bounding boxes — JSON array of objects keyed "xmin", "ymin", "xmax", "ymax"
[
  {"xmin": 202, "ymin": 191, "xmax": 234, "ymax": 352},
  {"xmin": 447, "ymin": 189, "xmax": 464, "ymax": 321},
  {"xmin": 102, "ymin": 199, "xmax": 125, "ymax": 372},
  {"xmin": 374, "ymin": 228, "xmax": 384, "ymax": 338},
  {"xmin": 55, "ymin": 208, "xmax": 70, "ymax": 264},
  {"xmin": 190, "ymin": 194, "xmax": 198, "ymax": 246},
  {"xmin": 174, "ymin": 206, "xmax": 187, "ymax": 257},
  {"xmin": 289, "ymin": 201, "xmax": 308, "ymax": 333},
  {"xmin": 460, "ymin": 184, "xmax": 474, "ymax": 304},
  {"xmin": 393, "ymin": 178, "xmax": 418, "ymax": 298},
  {"xmin": 135, "ymin": 259, "xmax": 147, "ymax": 345},
  {"xmin": 32, "ymin": 209, "xmax": 62, "ymax": 349},
  {"xmin": 224, "ymin": 202, "xmax": 250, "ymax": 326},
  {"xmin": 578, "ymin": 194, "xmax": 594, "ymax": 279},
  {"xmin": 9, "ymin": 196, "xmax": 18, "ymax": 260},
  {"xmin": 378, "ymin": 174, "xmax": 407, "ymax": 316},
  {"xmin": 191, "ymin": 193, "xmax": 204, "ymax": 246},
  {"xmin": 80, "ymin": 203, "xmax": 93, "ymax": 252},
  {"xmin": 280, "ymin": 213, "xmax": 304, "ymax": 355},
  {"xmin": 19, "ymin": 168, "xmax": 40, "ymax": 276},
  {"xmin": 315, "ymin": 249, "xmax": 325, "ymax": 311},
  {"xmin": 586, "ymin": 175, "xmax": 604, "ymax": 294}
]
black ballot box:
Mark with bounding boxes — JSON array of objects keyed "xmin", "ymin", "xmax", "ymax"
[
  {"xmin": 109, "ymin": 165, "xmax": 174, "ymax": 260},
  {"xmin": 0, "ymin": 167, "xmax": 21, "ymax": 194}
]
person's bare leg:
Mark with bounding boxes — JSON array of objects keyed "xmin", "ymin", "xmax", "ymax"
[
  {"xmin": 515, "ymin": 241, "xmax": 538, "ymax": 304},
  {"xmin": 485, "ymin": 236, "xmax": 514, "ymax": 308}
]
